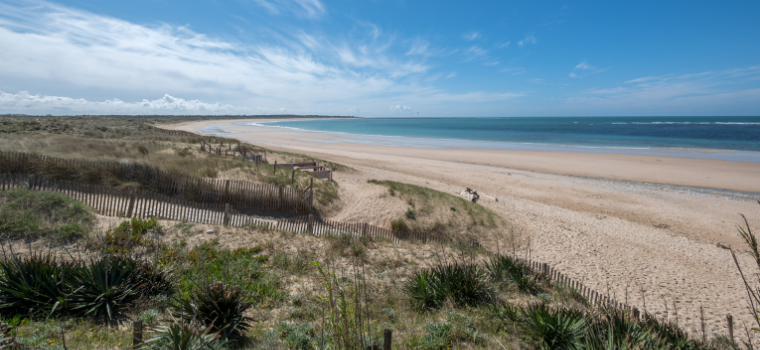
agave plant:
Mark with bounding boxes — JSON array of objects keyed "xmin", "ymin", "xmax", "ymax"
[
  {"xmin": 487, "ymin": 255, "xmax": 539, "ymax": 294},
  {"xmin": 432, "ymin": 262, "xmax": 492, "ymax": 307},
  {"xmin": 141, "ymin": 323, "xmax": 226, "ymax": 350},
  {"xmin": 402, "ymin": 270, "xmax": 446, "ymax": 311},
  {"xmin": 520, "ymin": 303, "xmax": 586, "ymax": 350},
  {"xmin": 584, "ymin": 308, "xmax": 659, "ymax": 349},
  {"xmin": 173, "ymin": 282, "xmax": 253, "ymax": 346},
  {"xmin": 68, "ymin": 257, "xmax": 141, "ymax": 321},
  {"xmin": 0, "ymin": 253, "xmax": 72, "ymax": 318}
]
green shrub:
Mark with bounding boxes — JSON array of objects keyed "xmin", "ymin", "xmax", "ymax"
[
  {"xmin": 487, "ymin": 255, "xmax": 540, "ymax": 294},
  {"xmin": 583, "ymin": 307, "xmax": 658, "ymax": 349},
  {"xmin": 142, "ymin": 323, "xmax": 227, "ymax": 350},
  {"xmin": 403, "ymin": 262, "xmax": 492, "ymax": 311},
  {"xmin": 102, "ymin": 217, "xmax": 162, "ymax": 254},
  {"xmin": 276, "ymin": 321, "xmax": 317, "ymax": 350},
  {"xmin": 173, "ymin": 282, "xmax": 254, "ymax": 346},
  {"xmin": 418, "ymin": 312, "xmax": 483, "ymax": 350},
  {"xmin": 0, "ymin": 188, "xmax": 94, "ymax": 240},
  {"xmin": 0, "ymin": 253, "xmax": 71, "ymax": 318},
  {"xmin": 405, "ymin": 208, "xmax": 415, "ymax": 220},
  {"xmin": 390, "ymin": 218, "xmax": 407, "ymax": 232},
  {"xmin": 68, "ymin": 258, "xmax": 141, "ymax": 321},
  {"xmin": 520, "ymin": 303, "xmax": 586, "ymax": 350}
]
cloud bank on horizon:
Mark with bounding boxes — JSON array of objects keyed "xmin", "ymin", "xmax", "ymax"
[{"xmin": 0, "ymin": 0, "xmax": 758, "ymax": 116}]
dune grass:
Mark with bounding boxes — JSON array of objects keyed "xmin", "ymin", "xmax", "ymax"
[{"xmin": 0, "ymin": 187, "xmax": 94, "ymax": 241}]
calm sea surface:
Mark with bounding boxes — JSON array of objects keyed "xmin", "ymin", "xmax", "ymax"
[{"xmin": 225, "ymin": 117, "xmax": 760, "ymax": 162}]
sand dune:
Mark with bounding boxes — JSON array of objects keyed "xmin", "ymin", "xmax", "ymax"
[{"xmin": 163, "ymin": 119, "xmax": 760, "ymax": 338}]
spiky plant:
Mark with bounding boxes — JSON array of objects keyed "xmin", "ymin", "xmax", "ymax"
[
  {"xmin": 432, "ymin": 261, "xmax": 492, "ymax": 307},
  {"xmin": 487, "ymin": 255, "xmax": 539, "ymax": 294},
  {"xmin": 173, "ymin": 282, "xmax": 253, "ymax": 346},
  {"xmin": 0, "ymin": 253, "xmax": 72, "ymax": 318},
  {"xmin": 141, "ymin": 323, "xmax": 226, "ymax": 350},
  {"xmin": 402, "ymin": 270, "xmax": 446, "ymax": 312},
  {"xmin": 520, "ymin": 303, "xmax": 586, "ymax": 350},
  {"xmin": 583, "ymin": 307, "xmax": 659, "ymax": 349},
  {"xmin": 68, "ymin": 257, "xmax": 141, "ymax": 321}
]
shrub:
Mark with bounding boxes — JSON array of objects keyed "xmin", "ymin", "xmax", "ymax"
[
  {"xmin": 583, "ymin": 307, "xmax": 658, "ymax": 349},
  {"xmin": 419, "ymin": 312, "xmax": 483, "ymax": 350},
  {"xmin": 403, "ymin": 262, "xmax": 492, "ymax": 311},
  {"xmin": 390, "ymin": 219, "xmax": 407, "ymax": 232},
  {"xmin": 405, "ymin": 209, "xmax": 415, "ymax": 220},
  {"xmin": 0, "ymin": 188, "xmax": 94, "ymax": 240},
  {"xmin": 142, "ymin": 323, "xmax": 227, "ymax": 350},
  {"xmin": 0, "ymin": 253, "xmax": 71, "ymax": 318},
  {"xmin": 102, "ymin": 217, "xmax": 162, "ymax": 254},
  {"xmin": 520, "ymin": 303, "xmax": 586, "ymax": 350},
  {"xmin": 403, "ymin": 270, "xmax": 446, "ymax": 312},
  {"xmin": 173, "ymin": 282, "xmax": 254, "ymax": 346},
  {"xmin": 487, "ymin": 255, "xmax": 540, "ymax": 294},
  {"xmin": 68, "ymin": 258, "xmax": 141, "ymax": 321},
  {"xmin": 276, "ymin": 321, "xmax": 317, "ymax": 350}
]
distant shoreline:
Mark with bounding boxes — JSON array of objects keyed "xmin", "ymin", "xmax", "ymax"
[{"xmin": 160, "ymin": 118, "xmax": 760, "ymax": 193}]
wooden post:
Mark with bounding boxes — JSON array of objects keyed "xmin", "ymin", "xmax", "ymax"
[
  {"xmin": 633, "ymin": 307, "xmax": 640, "ymax": 320},
  {"xmin": 383, "ymin": 329, "xmax": 392, "ymax": 350},
  {"xmin": 309, "ymin": 178, "xmax": 314, "ymax": 211},
  {"xmin": 308, "ymin": 214, "xmax": 314, "ymax": 233},
  {"xmin": 126, "ymin": 191, "xmax": 136, "ymax": 218},
  {"xmin": 727, "ymin": 314, "xmax": 734, "ymax": 344},
  {"xmin": 291, "ymin": 168, "xmax": 295, "ymax": 185},
  {"xmin": 278, "ymin": 186, "xmax": 284, "ymax": 210},
  {"xmin": 132, "ymin": 319, "xmax": 143, "ymax": 349},
  {"xmin": 224, "ymin": 180, "xmax": 231, "ymax": 200},
  {"xmin": 274, "ymin": 160, "xmax": 277, "ymax": 174},
  {"xmin": 223, "ymin": 203, "xmax": 230, "ymax": 226},
  {"xmin": 27, "ymin": 174, "xmax": 34, "ymax": 189}
]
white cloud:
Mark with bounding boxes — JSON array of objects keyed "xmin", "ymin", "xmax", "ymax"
[
  {"xmin": 498, "ymin": 41, "xmax": 510, "ymax": 48},
  {"xmin": 0, "ymin": 91, "xmax": 266, "ymax": 115},
  {"xmin": 575, "ymin": 62, "xmax": 593, "ymax": 70},
  {"xmin": 568, "ymin": 72, "xmax": 577, "ymax": 78},
  {"xmin": 568, "ymin": 61, "xmax": 606, "ymax": 78},
  {"xmin": 390, "ymin": 105, "xmax": 412, "ymax": 112},
  {"xmin": 251, "ymin": 0, "xmax": 326, "ymax": 19},
  {"xmin": 517, "ymin": 35, "xmax": 536, "ymax": 46},
  {"xmin": 462, "ymin": 32, "xmax": 480, "ymax": 41},
  {"xmin": 483, "ymin": 61, "xmax": 499, "ymax": 66},
  {"xmin": 446, "ymin": 72, "xmax": 457, "ymax": 79},
  {"xmin": 500, "ymin": 67, "xmax": 526, "ymax": 75},
  {"xmin": 0, "ymin": 1, "xmax": 524, "ymax": 116}
]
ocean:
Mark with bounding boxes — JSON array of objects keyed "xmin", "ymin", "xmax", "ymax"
[{"xmin": 225, "ymin": 117, "xmax": 760, "ymax": 163}]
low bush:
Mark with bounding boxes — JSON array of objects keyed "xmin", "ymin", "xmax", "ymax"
[
  {"xmin": 0, "ymin": 188, "xmax": 94, "ymax": 240},
  {"xmin": 142, "ymin": 323, "xmax": 227, "ymax": 350},
  {"xmin": 0, "ymin": 253, "xmax": 174, "ymax": 321},
  {"xmin": 520, "ymin": 303, "xmax": 586, "ymax": 350},
  {"xmin": 101, "ymin": 217, "xmax": 162, "ymax": 254},
  {"xmin": 403, "ymin": 261, "xmax": 492, "ymax": 311},
  {"xmin": 418, "ymin": 312, "xmax": 484, "ymax": 350},
  {"xmin": 487, "ymin": 255, "xmax": 540, "ymax": 294},
  {"xmin": 390, "ymin": 218, "xmax": 407, "ymax": 232},
  {"xmin": 276, "ymin": 321, "xmax": 317, "ymax": 350},
  {"xmin": 173, "ymin": 282, "xmax": 254, "ymax": 347}
]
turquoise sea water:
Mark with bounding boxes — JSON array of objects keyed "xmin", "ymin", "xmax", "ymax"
[{"xmin": 223, "ymin": 117, "xmax": 760, "ymax": 163}]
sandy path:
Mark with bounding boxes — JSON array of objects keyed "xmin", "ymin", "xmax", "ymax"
[{"xmin": 162, "ymin": 119, "xmax": 760, "ymax": 338}]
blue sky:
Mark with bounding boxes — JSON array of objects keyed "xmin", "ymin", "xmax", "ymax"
[{"xmin": 0, "ymin": 0, "xmax": 758, "ymax": 117}]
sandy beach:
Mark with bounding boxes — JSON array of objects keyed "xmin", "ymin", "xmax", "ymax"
[{"xmin": 163, "ymin": 118, "xmax": 760, "ymax": 338}]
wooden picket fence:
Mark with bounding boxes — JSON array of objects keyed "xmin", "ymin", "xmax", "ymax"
[
  {"xmin": 0, "ymin": 151, "xmax": 312, "ymax": 214},
  {"xmin": 0, "ymin": 173, "xmax": 733, "ymax": 341}
]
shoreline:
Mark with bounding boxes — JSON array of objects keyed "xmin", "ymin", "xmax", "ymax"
[{"xmin": 162, "ymin": 118, "xmax": 760, "ymax": 193}]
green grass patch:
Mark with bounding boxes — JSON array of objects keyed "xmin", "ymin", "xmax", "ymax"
[{"xmin": 0, "ymin": 188, "xmax": 94, "ymax": 241}]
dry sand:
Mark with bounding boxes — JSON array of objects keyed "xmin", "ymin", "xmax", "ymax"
[{"xmin": 163, "ymin": 118, "xmax": 760, "ymax": 338}]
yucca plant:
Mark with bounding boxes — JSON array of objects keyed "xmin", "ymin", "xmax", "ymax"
[
  {"xmin": 402, "ymin": 270, "xmax": 446, "ymax": 311},
  {"xmin": 487, "ymin": 255, "xmax": 539, "ymax": 294},
  {"xmin": 141, "ymin": 323, "xmax": 226, "ymax": 350},
  {"xmin": 0, "ymin": 253, "xmax": 72, "ymax": 318},
  {"xmin": 173, "ymin": 282, "xmax": 253, "ymax": 346},
  {"xmin": 432, "ymin": 261, "xmax": 492, "ymax": 307},
  {"xmin": 584, "ymin": 308, "xmax": 659, "ymax": 349},
  {"xmin": 520, "ymin": 303, "xmax": 586, "ymax": 350},
  {"xmin": 68, "ymin": 257, "xmax": 141, "ymax": 321}
]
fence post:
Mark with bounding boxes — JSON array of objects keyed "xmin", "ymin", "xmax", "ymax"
[
  {"xmin": 126, "ymin": 191, "xmax": 136, "ymax": 218},
  {"xmin": 223, "ymin": 203, "xmax": 230, "ymax": 226},
  {"xmin": 274, "ymin": 161, "xmax": 277, "ymax": 174},
  {"xmin": 278, "ymin": 186, "xmax": 284, "ymax": 210},
  {"xmin": 27, "ymin": 174, "xmax": 34, "ymax": 189},
  {"xmin": 291, "ymin": 168, "xmax": 295, "ymax": 185},
  {"xmin": 132, "ymin": 319, "xmax": 143, "ymax": 349},
  {"xmin": 383, "ymin": 329, "xmax": 392, "ymax": 350},
  {"xmin": 727, "ymin": 314, "xmax": 734, "ymax": 343},
  {"xmin": 633, "ymin": 307, "xmax": 640, "ymax": 320},
  {"xmin": 201, "ymin": 140, "xmax": 205, "ymax": 151},
  {"xmin": 310, "ymin": 178, "xmax": 314, "ymax": 211},
  {"xmin": 308, "ymin": 214, "xmax": 314, "ymax": 233},
  {"xmin": 362, "ymin": 223, "xmax": 368, "ymax": 236},
  {"xmin": 224, "ymin": 180, "xmax": 231, "ymax": 199}
]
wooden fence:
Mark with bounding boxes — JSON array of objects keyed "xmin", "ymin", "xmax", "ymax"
[
  {"xmin": 0, "ymin": 151, "xmax": 312, "ymax": 214},
  {"xmin": 0, "ymin": 173, "xmax": 734, "ymax": 342}
]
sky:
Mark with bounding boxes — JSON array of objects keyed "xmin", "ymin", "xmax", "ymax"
[{"xmin": 0, "ymin": 0, "xmax": 759, "ymax": 117}]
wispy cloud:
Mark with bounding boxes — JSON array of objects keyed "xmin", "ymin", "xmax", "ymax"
[
  {"xmin": 568, "ymin": 61, "xmax": 608, "ymax": 78},
  {"xmin": 462, "ymin": 31, "xmax": 480, "ymax": 41},
  {"xmin": 446, "ymin": 72, "xmax": 457, "ymax": 79},
  {"xmin": 390, "ymin": 105, "xmax": 412, "ymax": 112},
  {"xmin": 250, "ymin": 0, "xmax": 326, "ymax": 19},
  {"xmin": 501, "ymin": 67, "xmax": 526, "ymax": 75},
  {"xmin": 565, "ymin": 66, "xmax": 760, "ymax": 113},
  {"xmin": 497, "ymin": 41, "xmax": 510, "ymax": 48},
  {"xmin": 517, "ymin": 35, "xmax": 536, "ymax": 46}
]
